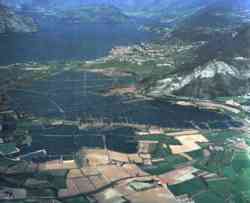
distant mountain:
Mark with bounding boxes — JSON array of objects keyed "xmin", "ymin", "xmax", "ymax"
[
  {"xmin": 50, "ymin": 0, "xmax": 157, "ymax": 11},
  {"xmin": 0, "ymin": 0, "xmax": 215, "ymax": 15},
  {"xmin": 128, "ymin": 0, "xmax": 217, "ymax": 22},
  {"xmin": 171, "ymin": 0, "xmax": 250, "ymax": 41},
  {"xmin": 189, "ymin": 0, "xmax": 250, "ymax": 26},
  {"xmin": 0, "ymin": 5, "xmax": 37, "ymax": 33},
  {"xmin": 147, "ymin": 0, "xmax": 215, "ymax": 14},
  {"xmin": 54, "ymin": 5, "xmax": 129, "ymax": 24},
  {"xmin": 0, "ymin": 0, "xmax": 158, "ymax": 11},
  {"xmin": 0, "ymin": 1, "xmax": 130, "ymax": 24}
]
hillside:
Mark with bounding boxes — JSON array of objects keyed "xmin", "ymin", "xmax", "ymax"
[
  {"xmin": 143, "ymin": 24, "xmax": 250, "ymax": 99},
  {"xmin": 0, "ymin": 5, "xmax": 37, "ymax": 33},
  {"xmin": 171, "ymin": 0, "xmax": 250, "ymax": 41},
  {"xmin": 136, "ymin": 0, "xmax": 250, "ymax": 99}
]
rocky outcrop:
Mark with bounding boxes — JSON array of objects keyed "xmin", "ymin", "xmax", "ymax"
[
  {"xmin": 147, "ymin": 59, "xmax": 250, "ymax": 99},
  {"xmin": 0, "ymin": 5, "xmax": 37, "ymax": 33}
]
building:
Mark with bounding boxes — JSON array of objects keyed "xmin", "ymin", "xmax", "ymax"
[{"xmin": 138, "ymin": 140, "xmax": 159, "ymax": 154}]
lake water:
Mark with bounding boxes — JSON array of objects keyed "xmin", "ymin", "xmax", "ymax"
[
  {"xmin": 9, "ymin": 71, "xmax": 241, "ymax": 154},
  {"xmin": 0, "ymin": 22, "xmax": 156, "ymax": 65}
]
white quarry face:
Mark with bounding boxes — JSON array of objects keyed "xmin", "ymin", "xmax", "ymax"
[{"xmin": 194, "ymin": 61, "xmax": 239, "ymax": 79}]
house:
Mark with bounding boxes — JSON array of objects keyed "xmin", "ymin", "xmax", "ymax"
[{"xmin": 138, "ymin": 140, "xmax": 159, "ymax": 154}]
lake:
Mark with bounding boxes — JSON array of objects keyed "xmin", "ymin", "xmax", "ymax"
[
  {"xmin": 0, "ymin": 22, "xmax": 156, "ymax": 65},
  {"xmin": 8, "ymin": 71, "xmax": 241, "ymax": 155}
]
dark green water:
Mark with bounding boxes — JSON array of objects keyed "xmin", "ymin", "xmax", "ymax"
[
  {"xmin": 0, "ymin": 23, "xmax": 156, "ymax": 65},
  {"xmin": 9, "ymin": 71, "xmax": 241, "ymax": 155}
]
